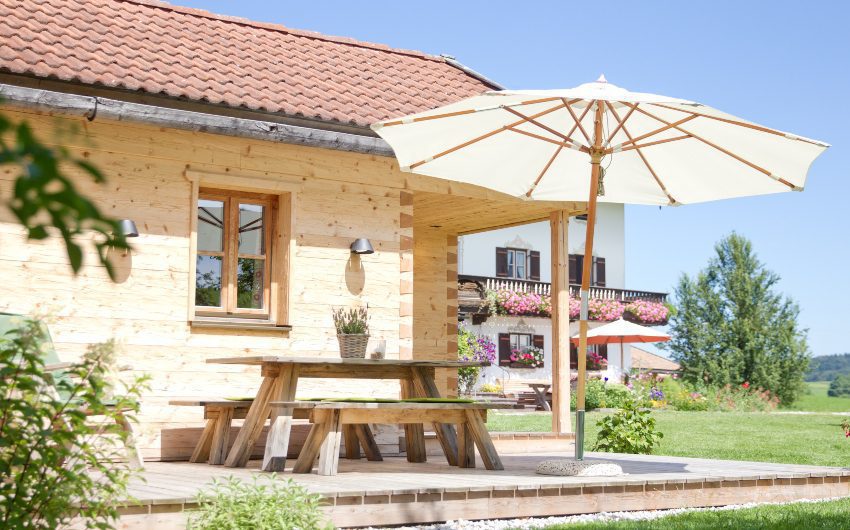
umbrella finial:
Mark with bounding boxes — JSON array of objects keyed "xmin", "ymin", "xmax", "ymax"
[{"xmin": 596, "ymin": 74, "xmax": 608, "ymax": 83}]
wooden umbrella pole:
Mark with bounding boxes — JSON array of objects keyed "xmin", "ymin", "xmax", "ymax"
[{"xmin": 575, "ymin": 99, "xmax": 605, "ymax": 460}]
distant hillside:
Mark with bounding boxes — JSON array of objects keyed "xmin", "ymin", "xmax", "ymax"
[{"xmin": 806, "ymin": 353, "xmax": 850, "ymax": 382}]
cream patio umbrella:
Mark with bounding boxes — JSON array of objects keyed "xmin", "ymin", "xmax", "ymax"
[{"xmin": 372, "ymin": 76, "xmax": 828, "ymax": 460}]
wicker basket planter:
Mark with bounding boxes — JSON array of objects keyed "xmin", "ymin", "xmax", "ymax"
[{"xmin": 337, "ymin": 334, "xmax": 369, "ymax": 358}]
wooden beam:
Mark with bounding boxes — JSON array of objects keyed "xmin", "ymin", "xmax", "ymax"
[
  {"xmin": 0, "ymin": 83, "xmax": 394, "ymax": 156},
  {"xmin": 549, "ymin": 210, "xmax": 571, "ymax": 433}
]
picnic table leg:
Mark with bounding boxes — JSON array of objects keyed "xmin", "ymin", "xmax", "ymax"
[
  {"xmin": 457, "ymin": 421, "xmax": 475, "ymax": 469},
  {"xmin": 293, "ymin": 410, "xmax": 329, "ymax": 474},
  {"xmin": 263, "ymin": 365, "xmax": 300, "ymax": 472},
  {"xmin": 343, "ymin": 424, "xmax": 360, "ymax": 459},
  {"xmin": 401, "ymin": 379, "xmax": 427, "ymax": 463},
  {"xmin": 411, "ymin": 367, "xmax": 459, "ymax": 466},
  {"xmin": 464, "ymin": 410, "xmax": 504, "ymax": 471},
  {"xmin": 534, "ymin": 386, "xmax": 552, "ymax": 411},
  {"xmin": 354, "ymin": 424, "xmax": 383, "ymax": 461},
  {"xmin": 190, "ymin": 417, "xmax": 215, "ymax": 463},
  {"xmin": 317, "ymin": 409, "xmax": 342, "ymax": 476},
  {"xmin": 208, "ymin": 406, "xmax": 234, "ymax": 465},
  {"xmin": 224, "ymin": 369, "xmax": 279, "ymax": 468}
]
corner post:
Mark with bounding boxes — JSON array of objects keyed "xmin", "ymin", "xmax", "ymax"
[{"xmin": 550, "ymin": 210, "xmax": 571, "ymax": 433}]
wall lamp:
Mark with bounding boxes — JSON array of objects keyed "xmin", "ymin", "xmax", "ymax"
[
  {"xmin": 350, "ymin": 238, "xmax": 374, "ymax": 254},
  {"xmin": 119, "ymin": 219, "xmax": 139, "ymax": 238}
]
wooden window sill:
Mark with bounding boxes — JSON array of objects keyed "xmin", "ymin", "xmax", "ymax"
[{"xmin": 189, "ymin": 318, "xmax": 292, "ymax": 332}]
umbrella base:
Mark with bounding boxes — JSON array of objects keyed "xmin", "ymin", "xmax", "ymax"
[{"xmin": 535, "ymin": 458, "xmax": 624, "ymax": 477}]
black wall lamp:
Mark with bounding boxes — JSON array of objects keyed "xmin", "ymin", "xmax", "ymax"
[
  {"xmin": 350, "ymin": 238, "xmax": 374, "ymax": 254},
  {"xmin": 119, "ymin": 219, "xmax": 139, "ymax": 238}
]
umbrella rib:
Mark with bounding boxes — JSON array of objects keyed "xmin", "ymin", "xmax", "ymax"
[
  {"xmin": 604, "ymin": 104, "xmax": 637, "ymax": 147},
  {"xmin": 563, "ymin": 99, "xmax": 593, "ymax": 145},
  {"xmin": 507, "ymin": 127, "xmax": 588, "ymax": 152},
  {"xmin": 619, "ymin": 134, "xmax": 692, "ymax": 152},
  {"xmin": 407, "ymin": 102, "xmax": 568, "ymax": 170},
  {"xmin": 647, "ymin": 103, "xmax": 827, "ymax": 147},
  {"xmin": 378, "ymin": 96, "xmax": 565, "ymax": 127},
  {"xmin": 605, "ymin": 102, "xmax": 679, "ymax": 205},
  {"xmin": 607, "ymin": 114, "xmax": 698, "ymax": 152},
  {"xmin": 629, "ymin": 103, "xmax": 799, "ymax": 190},
  {"xmin": 502, "ymin": 106, "xmax": 575, "ymax": 144},
  {"xmin": 525, "ymin": 144, "xmax": 564, "ymax": 198}
]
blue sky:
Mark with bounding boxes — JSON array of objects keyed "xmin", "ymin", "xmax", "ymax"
[{"xmin": 179, "ymin": 0, "xmax": 848, "ymax": 357}]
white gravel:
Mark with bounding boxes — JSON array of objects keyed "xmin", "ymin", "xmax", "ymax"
[{"xmin": 350, "ymin": 496, "xmax": 848, "ymax": 529}]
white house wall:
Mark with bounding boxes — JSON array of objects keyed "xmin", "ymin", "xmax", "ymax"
[
  {"xmin": 458, "ymin": 203, "xmax": 625, "ymax": 288},
  {"xmin": 463, "ymin": 315, "xmax": 626, "ymax": 387}
]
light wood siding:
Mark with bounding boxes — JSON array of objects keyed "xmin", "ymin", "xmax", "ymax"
[{"xmin": 0, "ymin": 105, "xmax": 577, "ymax": 458}]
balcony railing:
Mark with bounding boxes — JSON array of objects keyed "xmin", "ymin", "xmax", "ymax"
[{"xmin": 458, "ymin": 274, "xmax": 668, "ymax": 303}]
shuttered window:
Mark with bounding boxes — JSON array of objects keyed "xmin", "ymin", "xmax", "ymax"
[
  {"xmin": 498, "ymin": 333, "xmax": 545, "ymax": 368},
  {"xmin": 568, "ymin": 254, "xmax": 606, "ymax": 286},
  {"xmin": 570, "ymin": 343, "xmax": 608, "ymax": 370},
  {"xmin": 496, "ymin": 247, "xmax": 540, "ymax": 280}
]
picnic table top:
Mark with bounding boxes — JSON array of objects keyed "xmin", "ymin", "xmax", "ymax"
[
  {"xmin": 206, "ymin": 356, "xmax": 484, "ymax": 368},
  {"xmin": 270, "ymin": 400, "xmax": 515, "ymax": 410}
]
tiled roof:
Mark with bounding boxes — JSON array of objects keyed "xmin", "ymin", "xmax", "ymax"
[
  {"xmin": 630, "ymin": 347, "xmax": 681, "ymax": 372},
  {"xmin": 0, "ymin": 0, "xmax": 495, "ymax": 127}
]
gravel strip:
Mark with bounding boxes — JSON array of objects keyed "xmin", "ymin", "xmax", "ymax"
[{"xmin": 351, "ymin": 496, "xmax": 849, "ymax": 529}]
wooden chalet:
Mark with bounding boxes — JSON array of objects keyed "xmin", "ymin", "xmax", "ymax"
[{"xmin": 0, "ymin": 0, "xmax": 584, "ymax": 458}]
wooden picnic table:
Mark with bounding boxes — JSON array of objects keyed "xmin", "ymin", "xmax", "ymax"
[
  {"xmin": 526, "ymin": 382, "xmax": 552, "ymax": 411},
  {"xmin": 205, "ymin": 356, "xmax": 485, "ymax": 471}
]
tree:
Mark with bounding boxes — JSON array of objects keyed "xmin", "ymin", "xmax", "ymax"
[
  {"xmin": 666, "ymin": 233, "xmax": 810, "ymax": 405},
  {"xmin": 828, "ymin": 374, "xmax": 850, "ymax": 398},
  {"xmin": 0, "ymin": 111, "xmax": 130, "ymax": 279}
]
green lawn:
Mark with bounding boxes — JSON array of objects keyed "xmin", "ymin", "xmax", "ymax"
[
  {"xmin": 784, "ymin": 381, "xmax": 850, "ymax": 412},
  {"xmin": 488, "ymin": 410, "xmax": 849, "ymax": 467},
  {"xmin": 533, "ymin": 497, "xmax": 850, "ymax": 529}
]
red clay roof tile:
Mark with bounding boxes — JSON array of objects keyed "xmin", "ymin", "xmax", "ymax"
[{"xmin": 0, "ymin": 0, "xmax": 495, "ymax": 127}]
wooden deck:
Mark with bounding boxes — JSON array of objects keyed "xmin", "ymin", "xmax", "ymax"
[{"xmin": 118, "ymin": 452, "xmax": 850, "ymax": 528}]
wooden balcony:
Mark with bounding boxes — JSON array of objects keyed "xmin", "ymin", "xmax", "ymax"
[{"xmin": 458, "ymin": 274, "xmax": 668, "ymax": 304}]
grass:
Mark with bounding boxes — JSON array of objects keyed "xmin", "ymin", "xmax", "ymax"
[
  {"xmin": 784, "ymin": 381, "xmax": 850, "ymax": 412},
  {"xmin": 488, "ymin": 410, "xmax": 849, "ymax": 467},
  {"xmin": 534, "ymin": 497, "xmax": 850, "ymax": 529}
]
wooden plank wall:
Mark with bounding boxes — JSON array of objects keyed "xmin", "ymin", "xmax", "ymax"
[{"xmin": 0, "ymin": 107, "xmax": 409, "ymax": 457}]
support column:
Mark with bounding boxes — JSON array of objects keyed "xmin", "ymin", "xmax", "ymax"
[
  {"xmin": 399, "ymin": 191, "xmax": 414, "ymax": 360},
  {"xmin": 550, "ymin": 210, "xmax": 571, "ymax": 433},
  {"xmin": 446, "ymin": 234, "xmax": 459, "ymax": 397}
]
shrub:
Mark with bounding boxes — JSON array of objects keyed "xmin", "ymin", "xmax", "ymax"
[
  {"xmin": 571, "ymin": 378, "xmax": 607, "ymax": 410},
  {"xmin": 187, "ymin": 476, "xmax": 331, "ymax": 530},
  {"xmin": 457, "ymin": 327, "xmax": 496, "ymax": 394},
  {"xmin": 593, "ymin": 395, "xmax": 663, "ymax": 454},
  {"xmin": 1, "ymin": 317, "xmax": 148, "ymax": 530},
  {"xmin": 828, "ymin": 375, "xmax": 850, "ymax": 398},
  {"xmin": 623, "ymin": 300, "xmax": 669, "ymax": 324},
  {"xmin": 479, "ymin": 382, "xmax": 503, "ymax": 394},
  {"xmin": 600, "ymin": 383, "xmax": 632, "ymax": 409},
  {"xmin": 704, "ymin": 384, "xmax": 780, "ymax": 412},
  {"xmin": 587, "ymin": 298, "xmax": 624, "ymax": 321}
]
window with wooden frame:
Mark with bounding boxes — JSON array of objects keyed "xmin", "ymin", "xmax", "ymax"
[
  {"xmin": 194, "ymin": 189, "xmax": 277, "ymax": 319},
  {"xmin": 495, "ymin": 247, "xmax": 541, "ymax": 281},
  {"xmin": 568, "ymin": 254, "xmax": 606, "ymax": 287},
  {"xmin": 498, "ymin": 333, "xmax": 545, "ymax": 368}
]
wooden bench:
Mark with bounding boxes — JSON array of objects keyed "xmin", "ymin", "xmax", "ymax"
[
  {"xmin": 170, "ymin": 399, "xmax": 383, "ymax": 465},
  {"xmin": 272, "ymin": 401, "xmax": 511, "ymax": 476}
]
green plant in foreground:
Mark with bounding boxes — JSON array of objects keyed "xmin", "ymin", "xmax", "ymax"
[
  {"xmin": 593, "ymin": 395, "xmax": 663, "ymax": 454},
  {"xmin": 187, "ymin": 475, "xmax": 332, "ymax": 530},
  {"xmin": 0, "ymin": 318, "xmax": 148, "ymax": 530},
  {"xmin": 0, "ymin": 110, "xmax": 131, "ymax": 279},
  {"xmin": 332, "ymin": 306, "xmax": 369, "ymax": 335}
]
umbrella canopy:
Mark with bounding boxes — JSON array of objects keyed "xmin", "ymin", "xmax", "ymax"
[
  {"xmin": 372, "ymin": 76, "xmax": 829, "ymax": 460},
  {"xmin": 570, "ymin": 318, "xmax": 670, "ymax": 345},
  {"xmin": 372, "ymin": 76, "xmax": 828, "ymax": 205}
]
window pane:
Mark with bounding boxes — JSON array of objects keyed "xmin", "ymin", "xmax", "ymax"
[
  {"xmin": 520, "ymin": 335, "xmax": 531, "ymax": 348},
  {"xmin": 195, "ymin": 255, "xmax": 222, "ymax": 307},
  {"xmin": 238, "ymin": 203, "xmax": 265, "ymax": 255},
  {"xmin": 197, "ymin": 199, "xmax": 224, "ymax": 252},
  {"xmin": 516, "ymin": 250, "xmax": 526, "ymax": 279},
  {"xmin": 506, "ymin": 250, "xmax": 514, "ymax": 277},
  {"xmin": 510, "ymin": 334, "xmax": 519, "ymax": 350},
  {"xmin": 237, "ymin": 258, "xmax": 265, "ymax": 309}
]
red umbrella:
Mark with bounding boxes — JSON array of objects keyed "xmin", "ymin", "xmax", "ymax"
[{"xmin": 571, "ymin": 318, "xmax": 669, "ymax": 380}]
